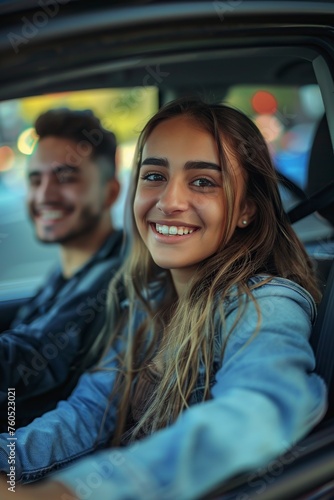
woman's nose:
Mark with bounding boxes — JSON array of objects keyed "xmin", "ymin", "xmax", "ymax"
[{"xmin": 156, "ymin": 179, "xmax": 189, "ymax": 214}]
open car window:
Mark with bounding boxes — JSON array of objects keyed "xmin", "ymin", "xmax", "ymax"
[
  {"xmin": 0, "ymin": 87, "xmax": 158, "ymax": 299},
  {"xmin": 1, "ymin": 82, "xmax": 332, "ymax": 300}
]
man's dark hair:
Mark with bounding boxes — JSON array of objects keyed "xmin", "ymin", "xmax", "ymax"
[{"xmin": 34, "ymin": 108, "xmax": 117, "ymax": 179}]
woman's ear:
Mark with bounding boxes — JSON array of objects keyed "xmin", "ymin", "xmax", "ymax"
[{"xmin": 237, "ymin": 198, "xmax": 257, "ymax": 228}]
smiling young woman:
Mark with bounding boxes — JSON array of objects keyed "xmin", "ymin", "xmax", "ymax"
[
  {"xmin": 133, "ymin": 114, "xmax": 256, "ymax": 295},
  {"xmin": 0, "ymin": 98, "xmax": 327, "ymax": 500}
]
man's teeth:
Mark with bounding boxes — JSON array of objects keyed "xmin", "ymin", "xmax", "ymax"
[
  {"xmin": 40, "ymin": 210, "xmax": 65, "ymax": 220},
  {"xmin": 155, "ymin": 223, "xmax": 195, "ymax": 235}
]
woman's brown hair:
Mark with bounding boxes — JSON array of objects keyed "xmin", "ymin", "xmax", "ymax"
[{"xmin": 99, "ymin": 97, "xmax": 320, "ymax": 445}]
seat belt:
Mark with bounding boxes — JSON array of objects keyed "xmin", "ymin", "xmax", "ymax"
[
  {"xmin": 310, "ymin": 260, "xmax": 334, "ymax": 418},
  {"xmin": 287, "ymin": 179, "xmax": 334, "ymax": 418},
  {"xmin": 287, "ymin": 179, "xmax": 334, "ymax": 224}
]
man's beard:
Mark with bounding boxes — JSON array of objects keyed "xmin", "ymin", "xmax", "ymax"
[{"xmin": 36, "ymin": 208, "xmax": 104, "ymax": 245}]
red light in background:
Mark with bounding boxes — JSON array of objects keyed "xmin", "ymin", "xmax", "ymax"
[
  {"xmin": 251, "ymin": 91, "xmax": 278, "ymax": 115},
  {"xmin": 0, "ymin": 146, "xmax": 15, "ymax": 171}
]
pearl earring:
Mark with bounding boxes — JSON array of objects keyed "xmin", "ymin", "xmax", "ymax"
[{"xmin": 242, "ymin": 220, "xmax": 247, "ymax": 225}]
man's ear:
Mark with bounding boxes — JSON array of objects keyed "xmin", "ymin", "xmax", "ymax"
[
  {"xmin": 104, "ymin": 146, "xmax": 121, "ymax": 208},
  {"xmin": 236, "ymin": 198, "xmax": 257, "ymax": 228},
  {"xmin": 104, "ymin": 178, "xmax": 120, "ymax": 208},
  {"xmin": 115, "ymin": 146, "xmax": 121, "ymax": 172}
]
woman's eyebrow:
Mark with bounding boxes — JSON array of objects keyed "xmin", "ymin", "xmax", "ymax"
[
  {"xmin": 141, "ymin": 157, "xmax": 168, "ymax": 167},
  {"xmin": 184, "ymin": 160, "xmax": 221, "ymax": 171},
  {"xmin": 141, "ymin": 157, "xmax": 221, "ymax": 171}
]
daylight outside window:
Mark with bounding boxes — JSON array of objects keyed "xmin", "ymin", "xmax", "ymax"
[{"xmin": 0, "ymin": 88, "xmax": 158, "ymax": 298}]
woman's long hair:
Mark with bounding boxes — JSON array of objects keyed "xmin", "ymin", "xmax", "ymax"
[{"xmin": 101, "ymin": 97, "xmax": 321, "ymax": 445}]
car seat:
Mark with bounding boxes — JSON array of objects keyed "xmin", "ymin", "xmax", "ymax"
[{"xmin": 299, "ymin": 114, "xmax": 334, "ymax": 422}]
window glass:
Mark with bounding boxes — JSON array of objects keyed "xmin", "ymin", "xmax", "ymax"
[
  {"xmin": 225, "ymin": 84, "xmax": 325, "ymax": 189},
  {"xmin": 225, "ymin": 84, "xmax": 333, "ymax": 247},
  {"xmin": 0, "ymin": 88, "xmax": 158, "ymax": 297}
]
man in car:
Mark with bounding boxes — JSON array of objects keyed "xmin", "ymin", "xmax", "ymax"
[{"xmin": 0, "ymin": 108, "xmax": 123, "ymax": 430}]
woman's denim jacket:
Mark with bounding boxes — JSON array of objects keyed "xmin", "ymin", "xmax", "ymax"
[{"xmin": 0, "ymin": 276, "xmax": 328, "ymax": 500}]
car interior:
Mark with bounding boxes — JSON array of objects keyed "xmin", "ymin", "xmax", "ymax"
[{"xmin": 0, "ymin": 1, "xmax": 334, "ymax": 498}]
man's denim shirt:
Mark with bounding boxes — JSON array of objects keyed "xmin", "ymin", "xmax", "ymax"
[
  {"xmin": 0, "ymin": 276, "xmax": 328, "ymax": 500},
  {"xmin": 0, "ymin": 230, "xmax": 123, "ymax": 430}
]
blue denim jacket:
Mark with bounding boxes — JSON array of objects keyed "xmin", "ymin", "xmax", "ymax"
[{"xmin": 0, "ymin": 276, "xmax": 327, "ymax": 499}]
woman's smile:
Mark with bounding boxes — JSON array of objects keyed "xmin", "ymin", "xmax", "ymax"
[
  {"xmin": 134, "ymin": 115, "xmax": 247, "ymax": 282},
  {"xmin": 150, "ymin": 220, "xmax": 200, "ymax": 240}
]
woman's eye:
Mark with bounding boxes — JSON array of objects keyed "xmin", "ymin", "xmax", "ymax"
[
  {"xmin": 141, "ymin": 172, "xmax": 165, "ymax": 182},
  {"xmin": 192, "ymin": 178, "xmax": 216, "ymax": 188}
]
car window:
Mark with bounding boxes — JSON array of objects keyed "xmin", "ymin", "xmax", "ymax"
[
  {"xmin": 224, "ymin": 83, "xmax": 334, "ymax": 247},
  {"xmin": 225, "ymin": 84, "xmax": 325, "ymax": 189},
  {"xmin": 1, "ymin": 82, "xmax": 333, "ymax": 300},
  {"xmin": 0, "ymin": 87, "xmax": 158, "ymax": 299}
]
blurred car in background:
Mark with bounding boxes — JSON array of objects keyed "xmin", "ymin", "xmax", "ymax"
[{"xmin": 0, "ymin": 0, "xmax": 333, "ymax": 498}]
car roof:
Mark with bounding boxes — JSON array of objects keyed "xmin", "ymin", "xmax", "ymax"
[{"xmin": 1, "ymin": 0, "xmax": 334, "ymax": 100}]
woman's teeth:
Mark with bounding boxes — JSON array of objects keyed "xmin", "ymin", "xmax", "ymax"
[{"xmin": 155, "ymin": 223, "xmax": 194, "ymax": 235}]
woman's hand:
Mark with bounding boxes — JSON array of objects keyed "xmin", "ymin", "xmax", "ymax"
[{"xmin": 0, "ymin": 477, "xmax": 77, "ymax": 500}]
